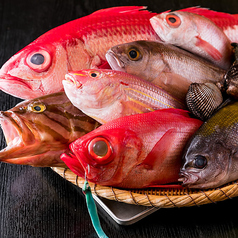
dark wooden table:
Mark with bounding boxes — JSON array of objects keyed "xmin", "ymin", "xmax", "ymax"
[{"xmin": 0, "ymin": 1, "xmax": 238, "ymax": 237}]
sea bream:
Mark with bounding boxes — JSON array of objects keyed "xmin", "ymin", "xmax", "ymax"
[
  {"xmin": 0, "ymin": 92, "xmax": 98, "ymax": 167},
  {"xmin": 150, "ymin": 11, "xmax": 233, "ymax": 69},
  {"xmin": 61, "ymin": 109, "xmax": 202, "ymax": 189},
  {"xmin": 0, "ymin": 6, "xmax": 159, "ymax": 99},
  {"xmin": 63, "ymin": 69, "xmax": 185, "ymax": 124},
  {"xmin": 106, "ymin": 40, "xmax": 226, "ymax": 101}
]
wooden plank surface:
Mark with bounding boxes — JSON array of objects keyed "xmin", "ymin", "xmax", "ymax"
[{"xmin": 0, "ymin": 0, "xmax": 238, "ymax": 237}]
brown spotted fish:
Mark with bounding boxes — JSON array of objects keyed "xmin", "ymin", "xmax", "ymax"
[{"xmin": 0, "ymin": 92, "xmax": 98, "ymax": 167}]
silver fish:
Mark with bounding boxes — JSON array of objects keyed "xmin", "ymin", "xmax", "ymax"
[{"xmin": 106, "ymin": 40, "xmax": 226, "ymax": 101}]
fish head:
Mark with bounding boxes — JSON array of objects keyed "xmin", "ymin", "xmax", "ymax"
[
  {"xmin": 63, "ymin": 69, "xmax": 124, "ymax": 114},
  {"xmin": 179, "ymin": 134, "xmax": 232, "ymax": 189},
  {"xmin": 0, "ymin": 36, "xmax": 91, "ymax": 99},
  {"xmin": 106, "ymin": 41, "xmax": 165, "ymax": 82},
  {"xmin": 0, "ymin": 92, "xmax": 93, "ymax": 167},
  {"xmin": 64, "ymin": 127, "xmax": 142, "ymax": 185},
  {"xmin": 150, "ymin": 12, "xmax": 197, "ymax": 46}
]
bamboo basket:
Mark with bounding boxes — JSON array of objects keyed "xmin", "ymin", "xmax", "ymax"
[{"xmin": 51, "ymin": 167, "xmax": 238, "ymax": 208}]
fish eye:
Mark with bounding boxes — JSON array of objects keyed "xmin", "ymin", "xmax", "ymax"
[
  {"xmin": 28, "ymin": 102, "xmax": 46, "ymax": 113},
  {"xmin": 26, "ymin": 49, "xmax": 52, "ymax": 72},
  {"xmin": 165, "ymin": 14, "xmax": 181, "ymax": 27},
  {"xmin": 127, "ymin": 48, "xmax": 141, "ymax": 61},
  {"xmin": 89, "ymin": 71, "xmax": 100, "ymax": 78},
  {"xmin": 194, "ymin": 155, "xmax": 207, "ymax": 169},
  {"xmin": 88, "ymin": 137, "xmax": 113, "ymax": 164}
]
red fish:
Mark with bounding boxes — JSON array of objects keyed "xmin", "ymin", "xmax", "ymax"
[
  {"xmin": 178, "ymin": 7, "xmax": 238, "ymax": 42},
  {"xmin": 0, "ymin": 6, "xmax": 159, "ymax": 99},
  {"xmin": 61, "ymin": 109, "xmax": 202, "ymax": 189}
]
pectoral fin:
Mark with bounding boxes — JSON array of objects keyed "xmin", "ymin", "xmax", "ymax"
[{"xmin": 195, "ymin": 36, "xmax": 222, "ymax": 61}]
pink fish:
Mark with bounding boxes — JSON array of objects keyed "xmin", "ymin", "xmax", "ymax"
[
  {"xmin": 61, "ymin": 109, "xmax": 202, "ymax": 189},
  {"xmin": 150, "ymin": 11, "xmax": 233, "ymax": 69},
  {"xmin": 178, "ymin": 7, "xmax": 238, "ymax": 42},
  {"xmin": 63, "ymin": 69, "xmax": 185, "ymax": 124},
  {"xmin": 0, "ymin": 6, "xmax": 159, "ymax": 99}
]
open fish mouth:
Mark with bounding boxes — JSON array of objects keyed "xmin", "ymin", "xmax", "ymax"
[
  {"xmin": 106, "ymin": 50, "xmax": 126, "ymax": 71},
  {"xmin": 0, "ymin": 111, "xmax": 36, "ymax": 160},
  {"xmin": 178, "ymin": 170, "xmax": 199, "ymax": 187}
]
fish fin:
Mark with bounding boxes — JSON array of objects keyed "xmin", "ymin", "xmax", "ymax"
[
  {"xmin": 98, "ymin": 61, "xmax": 111, "ymax": 69},
  {"xmin": 91, "ymin": 6, "xmax": 150, "ymax": 15},
  {"xmin": 179, "ymin": 6, "xmax": 234, "ymax": 19},
  {"xmin": 140, "ymin": 129, "xmax": 177, "ymax": 169},
  {"xmin": 195, "ymin": 36, "xmax": 222, "ymax": 61},
  {"xmin": 139, "ymin": 129, "xmax": 181, "ymax": 184},
  {"xmin": 60, "ymin": 152, "xmax": 85, "ymax": 178}
]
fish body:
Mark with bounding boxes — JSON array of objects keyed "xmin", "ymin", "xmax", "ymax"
[
  {"xmin": 63, "ymin": 69, "xmax": 185, "ymax": 124},
  {"xmin": 0, "ymin": 6, "xmax": 159, "ymax": 99},
  {"xmin": 0, "ymin": 92, "xmax": 98, "ymax": 167},
  {"xmin": 106, "ymin": 40, "xmax": 226, "ymax": 101},
  {"xmin": 61, "ymin": 109, "xmax": 202, "ymax": 189},
  {"xmin": 150, "ymin": 11, "xmax": 232, "ymax": 69},
  {"xmin": 180, "ymin": 100, "xmax": 238, "ymax": 189},
  {"xmin": 179, "ymin": 7, "xmax": 238, "ymax": 42}
]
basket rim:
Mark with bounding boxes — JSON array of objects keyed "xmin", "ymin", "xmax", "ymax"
[{"xmin": 51, "ymin": 167, "xmax": 238, "ymax": 208}]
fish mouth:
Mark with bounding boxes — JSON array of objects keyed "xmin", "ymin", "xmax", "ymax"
[
  {"xmin": 178, "ymin": 170, "xmax": 199, "ymax": 187},
  {"xmin": 65, "ymin": 73, "xmax": 83, "ymax": 88},
  {"xmin": 0, "ymin": 111, "xmax": 37, "ymax": 163},
  {"xmin": 0, "ymin": 74, "xmax": 43, "ymax": 99},
  {"xmin": 105, "ymin": 50, "xmax": 125, "ymax": 71}
]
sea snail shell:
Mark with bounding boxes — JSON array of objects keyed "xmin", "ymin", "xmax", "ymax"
[{"xmin": 186, "ymin": 82, "xmax": 223, "ymax": 121}]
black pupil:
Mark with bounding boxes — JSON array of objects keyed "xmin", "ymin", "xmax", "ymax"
[
  {"xmin": 30, "ymin": 53, "xmax": 45, "ymax": 65},
  {"xmin": 168, "ymin": 17, "xmax": 176, "ymax": 23},
  {"xmin": 194, "ymin": 155, "xmax": 207, "ymax": 169},
  {"xmin": 129, "ymin": 50, "xmax": 138, "ymax": 59},
  {"xmin": 34, "ymin": 106, "xmax": 42, "ymax": 111},
  {"xmin": 91, "ymin": 73, "xmax": 97, "ymax": 77},
  {"xmin": 93, "ymin": 140, "xmax": 108, "ymax": 157}
]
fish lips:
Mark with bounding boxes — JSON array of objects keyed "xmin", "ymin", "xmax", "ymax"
[
  {"xmin": 0, "ymin": 111, "xmax": 36, "ymax": 159},
  {"xmin": 105, "ymin": 49, "xmax": 126, "ymax": 71},
  {"xmin": 0, "ymin": 74, "xmax": 43, "ymax": 99},
  {"xmin": 178, "ymin": 170, "xmax": 200, "ymax": 187}
]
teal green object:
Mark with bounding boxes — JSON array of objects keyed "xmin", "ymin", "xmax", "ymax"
[{"xmin": 83, "ymin": 180, "xmax": 109, "ymax": 238}]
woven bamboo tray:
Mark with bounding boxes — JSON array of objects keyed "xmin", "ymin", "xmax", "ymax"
[{"xmin": 51, "ymin": 167, "xmax": 238, "ymax": 208}]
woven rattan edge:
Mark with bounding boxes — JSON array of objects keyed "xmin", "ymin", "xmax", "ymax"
[{"xmin": 51, "ymin": 167, "xmax": 238, "ymax": 208}]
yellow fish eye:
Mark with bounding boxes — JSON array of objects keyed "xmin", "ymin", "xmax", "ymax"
[
  {"xmin": 28, "ymin": 102, "xmax": 46, "ymax": 113},
  {"xmin": 127, "ymin": 48, "xmax": 141, "ymax": 61},
  {"xmin": 89, "ymin": 70, "xmax": 100, "ymax": 78}
]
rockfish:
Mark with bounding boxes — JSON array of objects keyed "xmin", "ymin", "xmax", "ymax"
[
  {"xmin": 150, "ymin": 11, "xmax": 233, "ymax": 69},
  {"xmin": 0, "ymin": 92, "xmax": 98, "ymax": 167},
  {"xmin": 180, "ymin": 100, "xmax": 238, "ymax": 189},
  {"xmin": 63, "ymin": 69, "xmax": 185, "ymax": 124},
  {"xmin": 61, "ymin": 109, "xmax": 202, "ymax": 189},
  {"xmin": 0, "ymin": 6, "xmax": 159, "ymax": 99},
  {"xmin": 106, "ymin": 40, "xmax": 226, "ymax": 101}
]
